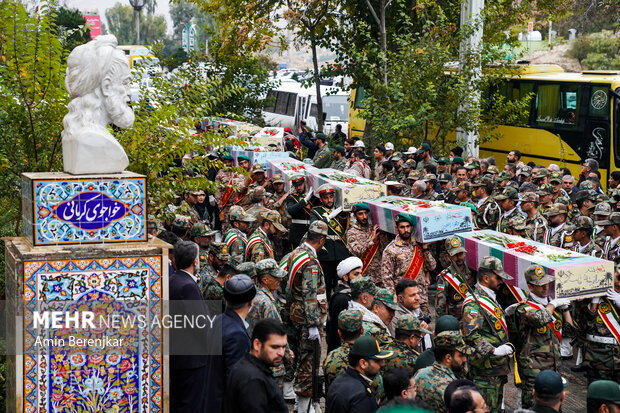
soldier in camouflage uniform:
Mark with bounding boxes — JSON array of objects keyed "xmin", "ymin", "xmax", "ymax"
[
  {"xmin": 330, "ymin": 146, "xmax": 347, "ymax": 171},
  {"xmin": 600, "ymin": 212, "xmax": 620, "ymax": 262},
  {"xmin": 189, "ymin": 222, "xmax": 217, "ymax": 269},
  {"xmin": 436, "ymin": 236, "xmax": 474, "ymax": 319},
  {"xmin": 245, "ymin": 210, "xmax": 287, "ymax": 263},
  {"xmin": 384, "ymin": 314, "xmax": 431, "ymax": 370},
  {"xmin": 245, "ymin": 186, "xmax": 270, "ymax": 231},
  {"xmin": 310, "ymin": 183, "xmax": 351, "ymax": 298},
  {"xmin": 537, "ymin": 184, "xmax": 554, "ymax": 216},
  {"xmin": 249, "ymin": 163, "xmax": 273, "ymax": 194},
  {"xmin": 472, "ymin": 178, "xmax": 500, "ymax": 230},
  {"xmin": 346, "ymin": 202, "xmax": 390, "ymax": 287},
  {"xmin": 575, "ymin": 266, "xmax": 620, "ymax": 384},
  {"xmin": 323, "ymin": 310, "xmax": 385, "ymax": 400},
  {"xmin": 549, "ymin": 171, "xmax": 571, "ymax": 204},
  {"xmin": 285, "ymin": 174, "xmax": 316, "ymax": 247},
  {"xmin": 202, "ymin": 262, "xmax": 235, "ymax": 302},
  {"xmin": 177, "ymin": 191, "xmax": 202, "ymax": 224},
  {"xmin": 495, "ymin": 187, "xmax": 521, "ymax": 233},
  {"xmin": 573, "ymin": 189, "xmax": 597, "ymax": 221},
  {"xmin": 521, "ymin": 192, "xmax": 550, "ymax": 243},
  {"xmin": 362, "ymin": 288, "xmax": 399, "ymax": 346},
  {"xmin": 223, "ymin": 206, "xmax": 255, "ymax": 265},
  {"xmin": 414, "ymin": 331, "xmax": 473, "ymax": 413},
  {"xmin": 215, "ymin": 154, "xmax": 251, "ymax": 231},
  {"xmin": 461, "ymin": 256, "xmax": 515, "ymax": 413},
  {"xmin": 515, "ymin": 265, "xmax": 574, "ymax": 408},
  {"xmin": 507, "ymin": 215, "xmax": 528, "ymax": 238},
  {"xmin": 546, "ymin": 204, "xmax": 575, "ymax": 249},
  {"xmin": 593, "ymin": 202, "xmax": 611, "ymax": 246},
  {"xmin": 172, "ymin": 214, "xmax": 193, "ymax": 240},
  {"xmin": 198, "ymin": 241, "xmax": 230, "ymax": 287},
  {"xmin": 573, "ymin": 216, "xmax": 603, "ymax": 257},
  {"xmin": 381, "ymin": 214, "xmax": 436, "ymax": 316},
  {"xmin": 285, "ymin": 221, "xmax": 328, "ymax": 407}
]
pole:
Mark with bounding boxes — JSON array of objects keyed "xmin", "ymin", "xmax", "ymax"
[
  {"xmin": 548, "ymin": 20, "xmax": 552, "ymax": 49},
  {"xmin": 457, "ymin": 0, "xmax": 484, "ymax": 158},
  {"xmin": 134, "ymin": 8, "xmax": 140, "ymax": 44}
]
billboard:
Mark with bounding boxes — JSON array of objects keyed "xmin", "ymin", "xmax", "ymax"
[{"xmin": 82, "ymin": 14, "xmax": 102, "ymax": 39}]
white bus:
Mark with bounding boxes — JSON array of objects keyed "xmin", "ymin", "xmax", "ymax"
[{"xmin": 263, "ymin": 81, "xmax": 349, "ymax": 137}]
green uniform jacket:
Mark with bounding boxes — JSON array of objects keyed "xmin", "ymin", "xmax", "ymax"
[
  {"xmin": 415, "ymin": 362, "xmax": 459, "ymax": 413},
  {"xmin": 383, "ymin": 340, "xmax": 419, "ymax": 370},
  {"xmin": 435, "ymin": 262, "xmax": 474, "ymax": 319},
  {"xmin": 286, "ymin": 243, "xmax": 327, "ymax": 327},
  {"xmin": 323, "ymin": 342, "xmax": 384, "ymax": 399},
  {"xmin": 330, "ymin": 157, "xmax": 347, "ymax": 171},
  {"xmin": 313, "ymin": 144, "xmax": 333, "ymax": 168}
]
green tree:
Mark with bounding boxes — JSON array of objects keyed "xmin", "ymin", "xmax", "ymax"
[
  {"xmin": 54, "ymin": 7, "xmax": 91, "ymax": 52},
  {"xmin": 105, "ymin": 2, "xmax": 167, "ymax": 45}
]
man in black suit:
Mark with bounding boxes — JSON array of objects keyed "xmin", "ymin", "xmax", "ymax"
[
  {"xmin": 205, "ymin": 273, "xmax": 257, "ymax": 413},
  {"xmin": 169, "ymin": 240, "xmax": 210, "ymax": 413}
]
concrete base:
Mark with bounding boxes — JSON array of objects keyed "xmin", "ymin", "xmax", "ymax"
[{"xmin": 4, "ymin": 237, "xmax": 169, "ymax": 413}]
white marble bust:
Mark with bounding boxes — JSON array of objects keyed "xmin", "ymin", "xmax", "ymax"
[{"xmin": 62, "ymin": 35, "xmax": 134, "ymax": 174}]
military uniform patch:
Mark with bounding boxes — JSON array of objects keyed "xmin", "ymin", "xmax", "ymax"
[{"xmin": 537, "ymin": 326, "xmax": 547, "ymax": 334}]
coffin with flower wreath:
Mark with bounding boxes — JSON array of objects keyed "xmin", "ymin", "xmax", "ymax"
[
  {"xmin": 366, "ymin": 196, "xmax": 474, "ymax": 243},
  {"xmin": 268, "ymin": 158, "xmax": 318, "ymax": 191},
  {"xmin": 455, "ymin": 229, "xmax": 614, "ymax": 299},
  {"xmin": 305, "ymin": 168, "xmax": 387, "ymax": 211},
  {"xmin": 231, "ymin": 150, "xmax": 291, "ymax": 174}
]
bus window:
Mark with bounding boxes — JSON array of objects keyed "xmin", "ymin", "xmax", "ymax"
[
  {"xmin": 275, "ymin": 92, "xmax": 289, "ymax": 115},
  {"xmin": 589, "ymin": 86, "xmax": 610, "ymax": 118},
  {"xmin": 286, "ymin": 93, "xmax": 297, "ymax": 116},
  {"xmin": 310, "ymin": 103, "xmax": 317, "ymax": 118},
  {"xmin": 615, "ymin": 90, "xmax": 620, "ymax": 165},
  {"xmin": 265, "ymin": 90, "xmax": 276, "ymax": 112},
  {"xmin": 323, "ymin": 95, "xmax": 348, "ymax": 121},
  {"xmin": 354, "ymin": 87, "xmax": 368, "ymax": 109},
  {"xmin": 534, "ymin": 83, "xmax": 581, "ymax": 129}
]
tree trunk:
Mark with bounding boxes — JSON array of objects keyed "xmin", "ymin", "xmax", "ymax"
[
  {"xmin": 310, "ymin": 33, "xmax": 324, "ymax": 133},
  {"xmin": 380, "ymin": 0, "xmax": 388, "ymax": 88}
]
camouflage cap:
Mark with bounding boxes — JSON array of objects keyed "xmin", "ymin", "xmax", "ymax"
[
  {"xmin": 504, "ymin": 180, "xmax": 519, "ymax": 190},
  {"xmin": 520, "ymin": 192, "xmax": 539, "ymax": 203},
  {"xmin": 255, "ymin": 258, "xmax": 287, "ymax": 278},
  {"xmin": 596, "ymin": 194, "xmax": 610, "ymax": 203},
  {"xmin": 391, "ymin": 154, "xmax": 402, "ymax": 162},
  {"xmin": 579, "ymin": 181, "xmax": 595, "ymax": 191},
  {"xmin": 600, "ymin": 212, "xmax": 620, "ymax": 226},
  {"xmin": 229, "ymin": 205, "xmax": 256, "ymax": 223},
  {"xmin": 308, "ymin": 220, "xmax": 329, "ymax": 236},
  {"xmin": 497, "ymin": 171, "xmax": 511, "ymax": 181},
  {"xmin": 408, "ymin": 170, "xmax": 422, "ymax": 181},
  {"xmin": 464, "ymin": 161, "xmax": 480, "ymax": 170},
  {"xmin": 404, "ymin": 159, "xmax": 416, "ymax": 169},
  {"xmin": 272, "ymin": 174, "xmax": 285, "ymax": 184},
  {"xmin": 350, "ymin": 277, "xmax": 378, "ymax": 297},
  {"xmin": 494, "ymin": 187, "xmax": 518, "ymax": 201},
  {"xmin": 251, "ymin": 163, "xmax": 266, "ymax": 174},
  {"xmin": 508, "ymin": 215, "xmax": 527, "ymax": 231},
  {"xmin": 438, "ymin": 156, "xmax": 450, "ymax": 164},
  {"xmin": 549, "ymin": 171, "xmax": 562, "ymax": 183},
  {"xmin": 479, "ymin": 256, "xmax": 513, "ymax": 280},
  {"xmin": 235, "ymin": 261, "xmax": 256, "ymax": 278},
  {"xmin": 534, "ymin": 168, "xmax": 550, "ymax": 178},
  {"xmin": 396, "ymin": 314, "xmax": 432, "ymax": 335},
  {"xmin": 433, "ymin": 331, "xmax": 474, "ymax": 355},
  {"xmin": 485, "ymin": 165, "xmax": 499, "ymax": 175},
  {"xmin": 375, "ymin": 288, "xmax": 400, "ymax": 311},
  {"xmin": 454, "ymin": 181, "xmax": 469, "ymax": 192},
  {"xmin": 537, "ymin": 183, "xmax": 554, "ymax": 195},
  {"xmin": 190, "ymin": 222, "xmax": 216, "ymax": 237},
  {"xmin": 524, "ymin": 264, "xmax": 555, "ymax": 286},
  {"xmin": 574, "ymin": 215, "xmax": 595, "ymax": 231},
  {"xmin": 438, "ymin": 173, "xmax": 453, "ymax": 183},
  {"xmin": 445, "ymin": 236, "xmax": 466, "ymax": 256},
  {"xmin": 209, "ymin": 242, "xmax": 231, "ymax": 261},
  {"xmin": 261, "ymin": 210, "xmax": 287, "ymax": 232},
  {"xmin": 423, "ymin": 173, "xmax": 437, "ymax": 182},
  {"xmin": 594, "ymin": 202, "xmax": 612, "ymax": 216},
  {"xmin": 575, "ymin": 190, "xmax": 596, "ymax": 202},
  {"xmin": 518, "ymin": 165, "xmax": 532, "ymax": 176},
  {"xmin": 250, "ymin": 186, "xmax": 265, "ymax": 201},
  {"xmin": 173, "ymin": 214, "xmax": 193, "ymax": 230},
  {"xmin": 545, "ymin": 203, "xmax": 568, "ymax": 217},
  {"xmin": 338, "ymin": 310, "xmax": 363, "ymax": 332}
]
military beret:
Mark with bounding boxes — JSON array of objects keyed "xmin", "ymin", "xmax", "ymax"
[
  {"xmin": 395, "ymin": 214, "xmax": 415, "ymax": 226},
  {"xmin": 352, "ymin": 202, "xmax": 370, "ymax": 213},
  {"xmin": 237, "ymin": 154, "xmax": 251, "ymax": 162}
]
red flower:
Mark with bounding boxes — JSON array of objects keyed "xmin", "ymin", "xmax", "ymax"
[
  {"xmin": 89, "ymin": 354, "xmax": 104, "ymax": 365},
  {"xmin": 119, "ymin": 359, "xmax": 132, "ymax": 372}
]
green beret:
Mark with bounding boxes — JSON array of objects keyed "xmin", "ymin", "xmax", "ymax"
[
  {"xmin": 395, "ymin": 213, "xmax": 415, "ymax": 226},
  {"xmin": 334, "ymin": 145, "xmax": 345, "ymax": 155},
  {"xmin": 237, "ymin": 154, "xmax": 251, "ymax": 162},
  {"xmin": 352, "ymin": 202, "xmax": 370, "ymax": 213},
  {"xmin": 222, "ymin": 154, "xmax": 234, "ymax": 161}
]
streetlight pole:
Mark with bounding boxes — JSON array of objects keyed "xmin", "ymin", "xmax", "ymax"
[{"xmin": 128, "ymin": 0, "xmax": 145, "ymax": 44}]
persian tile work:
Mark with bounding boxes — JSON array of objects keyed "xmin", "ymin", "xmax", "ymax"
[
  {"xmin": 23, "ymin": 256, "xmax": 163, "ymax": 413},
  {"xmin": 24, "ymin": 176, "xmax": 147, "ymax": 245}
]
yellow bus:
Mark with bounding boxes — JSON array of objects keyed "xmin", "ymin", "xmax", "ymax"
[{"xmin": 349, "ymin": 65, "xmax": 620, "ymax": 184}]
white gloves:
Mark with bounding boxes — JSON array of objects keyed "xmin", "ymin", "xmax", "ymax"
[
  {"xmin": 208, "ymin": 195, "xmax": 217, "ymax": 206},
  {"xmin": 607, "ymin": 288, "xmax": 620, "ymax": 308},
  {"xmin": 304, "ymin": 187, "xmax": 314, "ymax": 202},
  {"xmin": 308, "ymin": 326, "xmax": 320, "ymax": 341},
  {"xmin": 549, "ymin": 298, "xmax": 571, "ymax": 309},
  {"xmin": 493, "ymin": 344, "xmax": 514, "ymax": 356},
  {"xmin": 327, "ymin": 206, "xmax": 343, "ymax": 221}
]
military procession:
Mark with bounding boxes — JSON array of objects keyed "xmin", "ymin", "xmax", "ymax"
[{"xmin": 162, "ymin": 137, "xmax": 620, "ymax": 413}]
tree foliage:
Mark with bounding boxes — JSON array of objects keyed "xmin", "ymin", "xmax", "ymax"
[
  {"xmin": 105, "ymin": 2, "xmax": 167, "ymax": 45},
  {"xmin": 568, "ymin": 30, "xmax": 620, "ymax": 70},
  {"xmin": 54, "ymin": 7, "xmax": 91, "ymax": 53}
]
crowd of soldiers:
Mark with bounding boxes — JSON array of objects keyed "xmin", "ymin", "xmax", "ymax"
[{"xmin": 160, "ymin": 138, "xmax": 620, "ymax": 413}]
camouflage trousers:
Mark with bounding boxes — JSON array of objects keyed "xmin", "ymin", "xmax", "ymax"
[
  {"xmin": 293, "ymin": 326, "xmax": 322, "ymax": 397},
  {"xmin": 520, "ymin": 375, "xmax": 537, "ymax": 409},
  {"xmin": 470, "ymin": 375, "xmax": 507, "ymax": 413}
]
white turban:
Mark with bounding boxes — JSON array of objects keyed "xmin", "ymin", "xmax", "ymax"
[{"xmin": 337, "ymin": 257, "xmax": 363, "ymax": 278}]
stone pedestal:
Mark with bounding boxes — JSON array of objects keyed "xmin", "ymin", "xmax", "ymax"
[
  {"xmin": 6, "ymin": 171, "xmax": 168, "ymax": 413},
  {"xmin": 4, "ymin": 237, "xmax": 169, "ymax": 413}
]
